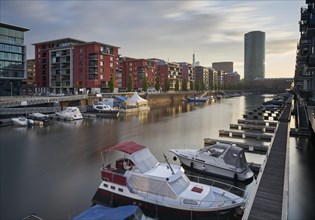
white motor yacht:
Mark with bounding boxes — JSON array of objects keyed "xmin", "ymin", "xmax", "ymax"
[
  {"xmin": 170, "ymin": 143, "xmax": 254, "ymax": 181},
  {"xmin": 55, "ymin": 107, "xmax": 83, "ymax": 121},
  {"xmin": 11, "ymin": 117, "xmax": 34, "ymax": 126},
  {"xmin": 92, "ymin": 141, "xmax": 245, "ymax": 220}
]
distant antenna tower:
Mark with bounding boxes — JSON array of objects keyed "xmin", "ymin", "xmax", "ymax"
[{"xmin": 192, "ymin": 52, "xmax": 195, "ymax": 67}]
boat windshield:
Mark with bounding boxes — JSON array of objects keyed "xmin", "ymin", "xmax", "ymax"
[{"xmin": 168, "ymin": 174, "xmax": 190, "ymax": 195}]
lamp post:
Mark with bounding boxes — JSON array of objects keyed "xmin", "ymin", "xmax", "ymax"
[{"xmin": 10, "ymin": 82, "xmax": 12, "ymax": 97}]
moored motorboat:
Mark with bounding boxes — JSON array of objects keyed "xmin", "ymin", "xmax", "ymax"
[
  {"xmin": 28, "ymin": 112, "xmax": 50, "ymax": 124},
  {"xmin": 170, "ymin": 143, "xmax": 254, "ymax": 181},
  {"xmin": 11, "ymin": 117, "xmax": 34, "ymax": 126},
  {"xmin": 186, "ymin": 97, "xmax": 209, "ymax": 103},
  {"xmin": 73, "ymin": 205, "xmax": 151, "ymax": 220},
  {"xmin": 55, "ymin": 107, "xmax": 83, "ymax": 121},
  {"xmin": 88, "ymin": 101, "xmax": 119, "ymax": 117},
  {"xmin": 92, "ymin": 141, "xmax": 245, "ymax": 220}
]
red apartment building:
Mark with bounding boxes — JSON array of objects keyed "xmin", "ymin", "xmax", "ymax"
[
  {"xmin": 121, "ymin": 57, "xmax": 157, "ymax": 91},
  {"xmin": 178, "ymin": 62, "xmax": 194, "ymax": 90},
  {"xmin": 157, "ymin": 60, "xmax": 182, "ymax": 91},
  {"xmin": 33, "ymin": 38, "xmax": 119, "ymax": 94}
]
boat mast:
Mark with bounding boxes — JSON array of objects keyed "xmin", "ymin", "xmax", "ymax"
[{"xmin": 163, "ymin": 153, "xmax": 174, "ymax": 175}]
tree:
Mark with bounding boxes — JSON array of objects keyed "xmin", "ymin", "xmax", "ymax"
[
  {"xmin": 195, "ymin": 81, "xmax": 200, "ymax": 91},
  {"xmin": 165, "ymin": 80, "xmax": 170, "ymax": 91},
  {"xmin": 175, "ymin": 79, "xmax": 179, "ymax": 91},
  {"xmin": 182, "ymin": 79, "xmax": 187, "ymax": 91},
  {"xmin": 155, "ymin": 76, "xmax": 161, "ymax": 92},
  {"xmin": 142, "ymin": 76, "xmax": 148, "ymax": 92},
  {"xmin": 190, "ymin": 81, "xmax": 194, "ymax": 91},
  {"xmin": 127, "ymin": 74, "xmax": 134, "ymax": 92},
  {"xmin": 109, "ymin": 73, "xmax": 114, "ymax": 92}
]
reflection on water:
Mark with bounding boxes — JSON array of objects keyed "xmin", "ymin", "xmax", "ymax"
[
  {"xmin": 0, "ymin": 94, "xmax": 296, "ymax": 219},
  {"xmin": 289, "ymin": 119, "xmax": 315, "ymax": 220}
]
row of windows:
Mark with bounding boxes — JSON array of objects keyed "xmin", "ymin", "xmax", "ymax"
[
  {"xmin": 0, "ymin": 61, "xmax": 23, "ymax": 70},
  {"xmin": 103, "ymin": 183, "xmax": 124, "ymax": 192},
  {"xmin": 0, "ymin": 69, "xmax": 24, "ymax": 78},
  {"xmin": 0, "ymin": 27, "xmax": 24, "ymax": 38},
  {"xmin": 79, "ymin": 61, "xmax": 113, "ymax": 67},
  {"xmin": 0, "ymin": 35, "xmax": 24, "ymax": 45},
  {"xmin": 0, "ymin": 43, "xmax": 23, "ymax": 53},
  {"xmin": 0, "ymin": 52, "xmax": 23, "ymax": 61}
]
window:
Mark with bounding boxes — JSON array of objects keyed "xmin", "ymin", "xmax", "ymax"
[
  {"xmin": 100, "ymin": 61, "xmax": 104, "ymax": 66},
  {"xmin": 110, "ymin": 186, "xmax": 115, "ymax": 190},
  {"xmin": 103, "ymin": 183, "xmax": 108, "ymax": 188},
  {"xmin": 118, "ymin": 188, "xmax": 123, "ymax": 192},
  {"xmin": 110, "ymin": 56, "xmax": 113, "ymax": 61},
  {"xmin": 110, "ymin": 62, "xmax": 113, "ymax": 68},
  {"xmin": 8, "ymin": 37, "xmax": 15, "ymax": 44}
]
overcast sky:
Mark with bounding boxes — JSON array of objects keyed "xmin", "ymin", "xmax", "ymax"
[{"xmin": 0, "ymin": 0, "xmax": 304, "ymax": 78}]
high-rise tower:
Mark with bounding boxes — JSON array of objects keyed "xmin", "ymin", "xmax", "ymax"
[{"xmin": 244, "ymin": 31, "xmax": 265, "ymax": 82}]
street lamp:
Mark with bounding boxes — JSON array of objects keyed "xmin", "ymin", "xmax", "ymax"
[{"xmin": 10, "ymin": 82, "xmax": 12, "ymax": 97}]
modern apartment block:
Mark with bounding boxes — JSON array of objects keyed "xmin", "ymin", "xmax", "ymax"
[
  {"xmin": 121, "ymin": 57, "xmax": 157, "ymax": 91},
  {"xmin": 195, "ymin": 66, "xmax": 209, "ymax": 90},
  {"xmin": 212, "ymin": 62, "xmax": 233, "ymax": 73},
  {"xmin": 24, "ymin": 59, "xmax": 35, "ymax": 85},
  {"xmin": 295, "ymin": 0, "xmax": 315, "ymax": 101},
  {"xmin": 33, "ymin": 38, "xmax": 119, "ymax": 94},
  {"xmin": 209, "ymin": 68, "xmax": 224, "ymax": 90},
  {"xmin": 0, "ymin": 22, "xmax": 29, "ymax": 96},
  {"xmin": 157, "ymin": 60, "xmax": 182, "ymax": 91},
  {"xmin": 178, "ymin": 62, "xmax": 194, "ymax": 90},
  {"xmin": 20, "ymin": 59, "xmax": 36, "ymax": 95},
  {"xmin": 244, "ymin": 31, "xmax": 265, "ymax": 83},
  {"xmin": 223, "ymin": 71, "xmax": 241, "ymax": 89}
]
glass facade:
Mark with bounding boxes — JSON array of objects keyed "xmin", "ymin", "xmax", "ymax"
[
  {"xmin": 0, "ymin": 23, "xmax": 29, "ymax": 96},
  {"xmin": 244, "ymin": 31, "xmax": 265, "ymax": 83}
]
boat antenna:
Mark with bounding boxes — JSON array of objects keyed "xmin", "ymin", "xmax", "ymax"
[{"xmin": 163, "ymin": 153, "xmax": 174, "ymax": 175}]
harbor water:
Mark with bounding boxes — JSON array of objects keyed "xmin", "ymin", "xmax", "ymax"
[{"xmin": 0, "ymin": 94, "xmax": 314, "ymax": 219}]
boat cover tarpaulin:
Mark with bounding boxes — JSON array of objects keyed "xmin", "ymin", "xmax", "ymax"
[
  {"xmin": 104, "ymin": 141, "xmax": 145, "ymax": 154},
  {"xmin": 73, "ymin": 205, "xmax": 140, "ymax": 220}
]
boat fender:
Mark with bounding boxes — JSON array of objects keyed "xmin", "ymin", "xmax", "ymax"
[
  {"xmin": 190, "ymin": 162, "xmax": 193, "ymax": 168},
  {"xmin": 173, "ymin": 156, "xmax": 177, "ymax": 161},
  {"xmin": 234, "ymin": 173, "xmax": 238, "ymax": 180}
]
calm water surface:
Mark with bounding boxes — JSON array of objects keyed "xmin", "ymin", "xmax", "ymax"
[{"xmin": 0, "ymin": 94, "xmax": 313, "ymax": 219}]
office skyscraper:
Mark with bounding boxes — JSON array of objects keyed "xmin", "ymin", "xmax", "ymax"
[{"xmin": 244, "ymin": 31, "xmax": 265, "ymax": 82}]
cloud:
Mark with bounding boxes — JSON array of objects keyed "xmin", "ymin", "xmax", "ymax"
[
  {"xmin": 266, "ymin": 38, "xmax": 298, "ymax": 54},
  {"xmin": 1, "ymin": 0, "xmax": 301, "ymax": 77}
]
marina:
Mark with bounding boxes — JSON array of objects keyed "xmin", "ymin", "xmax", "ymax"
[{"xmin": 0, "ymin": 94, "xmax": 314, "ymax": 219}]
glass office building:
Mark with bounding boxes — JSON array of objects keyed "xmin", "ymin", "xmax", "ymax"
[
  {"xmin": 0, "ymin": 23, "xmax": 29, "ymax": 96},
  {"xmin": 244, "ymin": 31, "xmax": 265, "ymax": 83}
]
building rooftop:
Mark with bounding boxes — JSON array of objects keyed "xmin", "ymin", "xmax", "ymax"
[
  {"xmin": 32, "ymin": 37, "xmax": 86, "ymax": 45},
  {"xmin": 0, "ymin": 22, "xmax": 29, "ymax": 32},
  {"xmin": 33, "ymin": 38, "xmax": 120, "ymax": 49}
]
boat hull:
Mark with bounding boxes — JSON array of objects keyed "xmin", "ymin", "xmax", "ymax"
[
  {"xmin": 176, "ymin": 155, "xmax": 253, "ymax": 181},
  {"xmin": 186, "ymin": 98, "xmax": 208, "ymax": 103},
  {"xmin": 92, "ymin": 188, "xmax": 239, "ymax": 220}
]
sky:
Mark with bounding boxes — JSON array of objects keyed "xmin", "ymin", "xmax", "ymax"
[{"xmin": 0, "ymin": 0, "xmax": 305, "ymax": 79}]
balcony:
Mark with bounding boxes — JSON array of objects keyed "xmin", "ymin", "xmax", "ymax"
[
  {"xmin": 306, "ymin": 13, "xmax": 315, "ymax": 37},
  {"xmin": 308, "ymin": 54, "xmax": 315, "ymax": 67},
  {"xmin": 88, "ymin": 54, "xmax": 98, "ymax": 60},
  {"xmin": 88, "ymin": 61, "xmax": 98, "ymax": 67}
]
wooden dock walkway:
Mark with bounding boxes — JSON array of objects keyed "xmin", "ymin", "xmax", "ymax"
[{"xmin": 243, "ymin": 100, "xmax": 291, "ymax": 220}]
